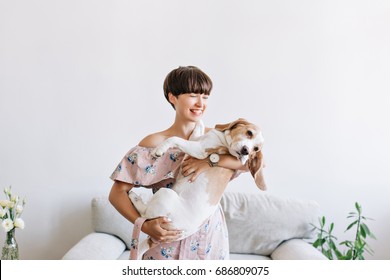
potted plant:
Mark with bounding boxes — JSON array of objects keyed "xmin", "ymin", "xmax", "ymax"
[
  {"xmin": 0, "ymin": 186, "xmax": 26, "ymax": 260},
  {"xmin": 311, "ymin": 202, "xmax": 376, "ymax": 260}
]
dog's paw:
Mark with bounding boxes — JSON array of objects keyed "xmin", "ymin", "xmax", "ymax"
[
  {"xmin": 240, "ymin": 155, "xmax": 249, "ymax": 165},
  {"xmin": 151, "ymin": 146, "xmax": 166, "ymax": 158},
  {"xmin": 151, "ymin": 138, "xmax": 178, "ymax": 159}
]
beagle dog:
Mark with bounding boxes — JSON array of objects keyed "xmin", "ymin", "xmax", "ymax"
[{"xmin": 129, "ymin": 118, "xmax": 266, "ymax": 259}]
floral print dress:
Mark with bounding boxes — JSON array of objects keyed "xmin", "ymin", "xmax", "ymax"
[{"xmin": 110, "ymin": 145, "xmax": 230, "ymax": 260}]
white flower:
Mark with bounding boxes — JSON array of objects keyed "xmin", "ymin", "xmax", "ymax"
[
  {"xmin": 0, "ymin": 200, "xmax": 14, "ymax": 208},
  {"xmin": 0, "ymin": 187, "xmax": 26, "ymax": 232},
  {"xmin": 16, "ymin": 205, "xmax": 24, "ymax": 214},
  {"xmin": 4, "ymin": 187, "xmax": 11, "ymax": 196},
  {"xmin": 0, "ymin": 207, "xmax": 6, "ymax": 218},
  {"xmin": 2, "ymin": 218, "xmax": 14, "ymax": 232},
  {"xmin": 14, "ymin": 218, "xmax": 25, "ymax": 229},
  {"xmin": 6, "ymin": 200, "xmax": 15, "ymax": 208},
  {"xmin": 0, "ymin": 199, "xmax": 9, "ymax": 207},
  {"xmin": 11, "ymin": 195, "xmax": 19, "ymax": 203}
]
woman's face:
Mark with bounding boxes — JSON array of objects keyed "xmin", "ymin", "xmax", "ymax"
[{"xmin": 169, "ymin": 93, "xmax": 209, "ymax": 122}]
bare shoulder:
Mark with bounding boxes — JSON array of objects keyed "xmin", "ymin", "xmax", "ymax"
[{"xmin": 138, "ymin": 132, "xmax": 168, "ymax": 148}]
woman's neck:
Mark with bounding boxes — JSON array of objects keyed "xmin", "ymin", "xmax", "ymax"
[{"xmin": 167, "ymin": 119, "xmax": 198, "ymax": 140}]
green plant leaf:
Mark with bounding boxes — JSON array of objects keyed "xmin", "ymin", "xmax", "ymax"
[
  {"xmin": 329, "ymin": 234, "xmax": 338, "ymax": 240},
  {"xmin": 355, "ymin": 246, "xmax": 365, "ymax": 260},
  {"xmin": 356, "ymin": 239, "xmax": 365, "ymax": 248},
  {"xmin": 334, "ymin": 248, "xmax": 344, "ymax": 260},
  {"xmin": 340, "ymin": 240, "xmax": 353, "ymax": 248},
  {"xmin": 360, "ymin": 224, "xmax": 367, "ymax": 238},
  {"xmin": 345, "ymin": 249, "xmax": 353, "ymax": 260},
  {"xmin": 313, "ymin": 239, "xmax": 325, "ymax": 248},
  {"xmin": 329, "ymin": 222, "xmax": 334, "ymax": 233},
  {"xmin": 320, "ymin": 216, "xmax": 326, "ymax": 227},
  {"xmin": 355, "ymin": 202, "xmax": 362, "ymax": 214},
  {"xmin": 369, "ymin": 231, "xmax": 377, "ymax": 240},
  {"xmin": 362, "ymin": 223, "xmax": 376, "ymax": 239},
  {"xmin": 346, "ymin": 220, "xmax": 358, "ymax": 231},
  {"xmin": 325, "ymin": 249, "xmax": 333, "ymax": 260}
]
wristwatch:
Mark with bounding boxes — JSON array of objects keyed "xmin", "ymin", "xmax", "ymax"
[{"xmin": 208, "ymin": 153, "xmax": 220, "ymax": 167}]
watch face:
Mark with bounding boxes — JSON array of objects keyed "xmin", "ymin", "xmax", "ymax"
[{"xmin": 210, "ymin": 153, "xmax": 220, "ymax": 163}]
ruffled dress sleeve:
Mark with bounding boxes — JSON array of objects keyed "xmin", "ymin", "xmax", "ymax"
[{"xmin": 110, "ymin": 146, "xmax": 185, "ymax": 189}]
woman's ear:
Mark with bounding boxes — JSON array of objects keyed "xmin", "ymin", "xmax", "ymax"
[
  {"xmin": 168, "ymin": 92, "xmax": 177, "ymax": 108},
  {"xmin": 248, "ymin": 149, "xmax": 267, "ymax": 190}
]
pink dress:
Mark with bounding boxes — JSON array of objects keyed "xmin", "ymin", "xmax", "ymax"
[{"xmin": 110, "ymin": 145, "xmax": 230, "ymax": 260}]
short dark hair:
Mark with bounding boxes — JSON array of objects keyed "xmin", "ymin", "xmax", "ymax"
[{"xmin": 163, "ymin": 66, "xmax": 213, "ymax": 109}]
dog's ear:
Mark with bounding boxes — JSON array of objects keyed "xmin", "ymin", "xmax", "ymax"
[
  {"xmin": 215, "ymin": 118, "xmax": 250, "ymax": 132},
  {"xmin": 248, "ymin": 149, "xmax": 267, "ymax": 190}
]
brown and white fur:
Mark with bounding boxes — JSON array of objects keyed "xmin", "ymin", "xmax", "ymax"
[{"xmin": 129, "ymin": 118, "xmax": 266, "ymax": 259}]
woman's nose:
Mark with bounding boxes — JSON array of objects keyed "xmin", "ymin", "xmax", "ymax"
[{"xmin": 195, "ymin": 95, "xmax": 204, "ymax": 106}]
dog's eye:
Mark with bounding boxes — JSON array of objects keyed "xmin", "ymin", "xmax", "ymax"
[
  {"xmin": 246, "ymin": 130, "xmax": 253, "ymax": 138},
  {"xmin": 254, "ymin": 147, "xmax": 259, "ymax": 152}
]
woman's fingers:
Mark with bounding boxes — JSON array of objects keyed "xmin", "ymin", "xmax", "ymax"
[
  {"xmin": 149, "ymin": 217, "xmax": 183, "ymax": 242},
  {"xmin": 182, "ymin": 167, "xmax": 194, "ymax": 177},
  {"xmin": 154, "ymin": 229, "xmax": 183, "ymax": 243},
  {"xmin": 181, "ymin": 156, "xmax": 208, "ymax": 178},
  {"xmin": 181, "ymin": 163, "xmax": 194, "ymax": 176},
  {"xmin": 189, "ymin": 171, "xmax": 200, "ymax": 183}
]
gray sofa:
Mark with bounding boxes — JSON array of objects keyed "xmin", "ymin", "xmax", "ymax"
[{"xmin": 62, "ymin": 191, "xmax": 326, "ymax": 260}]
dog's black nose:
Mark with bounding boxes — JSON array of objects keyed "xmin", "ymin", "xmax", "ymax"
[{"xmin": 241, "ymin": 146, "xmax": 249, "ymax": 155}]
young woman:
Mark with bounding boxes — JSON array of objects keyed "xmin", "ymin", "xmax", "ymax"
[{"xmin": 109, "ymin": 66, "xmax": 245, "ymax": 259}]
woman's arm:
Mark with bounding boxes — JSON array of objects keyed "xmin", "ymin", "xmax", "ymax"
[
  {"xmin": 219, "ymin": 154, "xmax": 249, "ymax": 170},
  {"xmin": 109, "ymin": 181, "xmax": 140, "ymax": 224},
  {"xmin": 109, "ymin": 181, "xmax": 182, "ymax": 243},
  {"xmin": 181, "ymin": 154, "xmax": 248, "ymax": 182}
]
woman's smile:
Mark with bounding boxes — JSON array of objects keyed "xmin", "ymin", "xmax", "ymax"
[{"xmin": 190, "ymin": 109, "xmax": 203, "ymax": 116}]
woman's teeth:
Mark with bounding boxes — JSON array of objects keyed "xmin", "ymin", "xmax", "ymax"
[{"xmin": 190, "ymin": 109, "xmax": 202, "ymax": 115}]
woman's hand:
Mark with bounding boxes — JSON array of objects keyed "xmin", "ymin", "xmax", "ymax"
[
  {"xmin": 141, "ymin": 217, "xmax": 183, "ymax": 243},
  {"xmin": 181, "ymin": 156, "xmax": 210, "ymax": 182}
]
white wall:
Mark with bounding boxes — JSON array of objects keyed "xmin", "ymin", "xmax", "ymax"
[{"xmin": 1, "ymin": 0, "xmax": 389, "ymax": 259}]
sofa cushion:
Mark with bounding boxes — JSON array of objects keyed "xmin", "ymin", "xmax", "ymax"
[
  {"xmin": 229, "ymin": 253, "xmax": 271, "ymax": 260},
  {"xmin": 62, "ymin": 232, "xmax": 126, "ymax": 260},
  {"xmin": 270, "ymin": 238, "xmax": 327, "ymax": 260},
  {"xmin": 91, "ymin": 197, "xmax": 147, "ymax": 249},
  {"xmin": 220, "ymin": 191, "xmax": 319, "ymax": 256}
]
